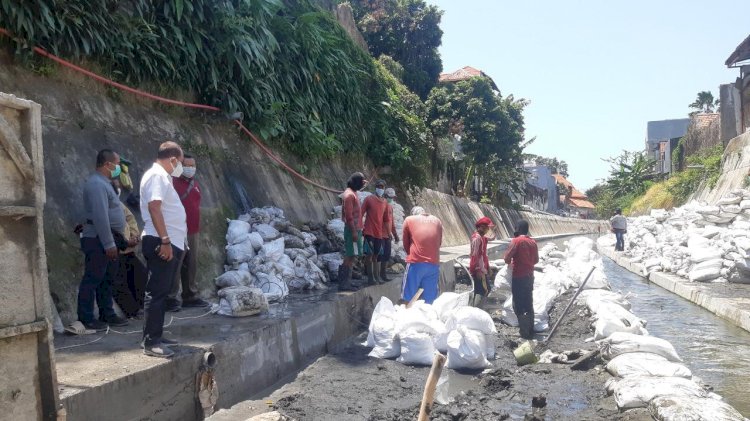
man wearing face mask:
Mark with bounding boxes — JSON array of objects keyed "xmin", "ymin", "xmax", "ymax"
[
  {"xmin": 167, "ymin": 154, "xmax": 210, "ymax": 311},
  {"xmin": 140, "ymin": 141, "xmax": 187, "ymax": 358},
  {"xmin": 339, "ymin": 172, "xmax": 367, "ymax": 291},
  {"xmin": 378, "ymin": 187, "xmax": 400, "ymax": 282},
  {"xmin": 361, "ymin": 179, "xmax": 391, "ymax": 285},
  {"xmin": 76, "ymin": 149, "xmax": 130, "ymax": 330}
]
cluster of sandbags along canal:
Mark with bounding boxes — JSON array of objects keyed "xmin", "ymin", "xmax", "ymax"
[
  {"xmin": 358, "ymin": 237, "xmax": 746, "ymax": 420},
  {"xmin": 613, "ymin": 188, "xmax": 750, "ymax": 284},
  {"xmin": 211, "ymin": 192, "xmax": 406, "ymax": 317}
]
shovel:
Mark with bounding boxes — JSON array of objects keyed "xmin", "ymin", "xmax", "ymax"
[{"xmin": 513, "ymin": 266, "xmax": 596, "ymax": 366}]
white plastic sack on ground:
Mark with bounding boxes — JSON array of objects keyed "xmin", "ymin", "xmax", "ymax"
[
  {"xmin": 609, "ymin": 376, "xmax": 707, "ymax": 409},
  {"xmin": 445, "ymin": 327, "xmax": 492, "ymax": 370},
  {"xmin": 494, "ymin": 265, "xmax": 512, "ymax": 293},
  {"xmin": 606, "ymin": 352, "xmax": 691, "ymax": 378},
  {"xmin": 598, "ymin": 332, "xmax": 682, "ymax": 362},
  {"xmin": 368, "ymin": 317, "xmax": 401, "ymax": 359},
  {"xmin": 649, "ymin": 395, "xmax": 746, "ymax": 421},
  {"xmin": 577, "ymin": 289, "xmax": 632, "ymax": 310},
  {"xmin": 256, "ymin": 272, "xmax": 288, "ymax": 302},
  {"xmin": 431, "ymin": 291, "xmax": 471, "ymax": 322},
  {"xmin": 226, "ymin": 240, "xmax": 255, "ymax": 264},
  {"xmin": 367, "ymin": 297, "xmax": 397, "ymax": 346},
  {"xmin": 247, "ymin": 232, "xmax": 264, "ymax": 251},
  {"xmin": 397, "ymin": 330, "xmax": 436, "ymax": 366},
  {"xmin": 690, "ymin": 248, "xmax": 723, "ymax": 263},
  {"xmin": 226, "ymin": 220, "xmax": 251, "ymax": 245},
  {"xmin": 260, "ymin": 238, "xmax": 285, "ymax": 262},
  {"xmin": 593, "ymin": 317, "xmax": 648, "ymax": 340},
  {"xmin": 216, "ymin": 286, "xmax": 268, "ymax": 317},
  {"xmin": 591, "ymin": 301, "xmax": 646, "ymax": 329},
  {"xmin": 443, "ymin": 306, "xmax": 497, "ymax": 334},
  {"xmin": 215, "ymin": 270, "xmax": 253, "ymax": 288},
  {"xmin": 254, "ymin": 223, "xmax": 281, "ymax": 241}
]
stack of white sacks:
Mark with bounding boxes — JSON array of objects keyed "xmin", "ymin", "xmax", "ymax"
[
  {"xmin": 574, "ymin": 251, "xmax": 747, "ymax": 419},
  {"xmin": 326, "ymin": 191, "xmax": 407, "ymax": 263},
  {"xmin": 214, "ymin": 206, "xmax": 329, "ymax": 317},
  {"xmin": 613, "ymin": 189, "xmax": 750, "ymax": 284},
  {"xmin": 366, "ymin": 292, "xmax": 497, "ymax": 369}
]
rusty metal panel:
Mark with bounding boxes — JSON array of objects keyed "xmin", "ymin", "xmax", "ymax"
[{"xmin": 0, "ymin": 92, "xmax": 59, "ymax": 420}]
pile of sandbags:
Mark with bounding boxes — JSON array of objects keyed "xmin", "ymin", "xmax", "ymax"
[
  {"xmin": 365, "ymin": 293, "xmax": 496, "ymax": 370},
  {"xmin": 613, "ymin": 189, "xmax": 750, "ymax": 284},
  {"xmin": 217, "ymin": 207, "xmax": 329, "ymax": 312}
]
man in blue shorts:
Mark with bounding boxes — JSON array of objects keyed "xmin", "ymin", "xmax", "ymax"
[{"xmin": 401, "ymin": 207, "xmax": 443, "ymax": 304}]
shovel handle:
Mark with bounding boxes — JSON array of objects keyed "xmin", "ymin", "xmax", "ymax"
[
  {"xmin": 407, "ymin": 288, "xmax": 424, "ymax": 308},
  {"xmin": 544, "ymin": 266, "xmax": 596, "ymax": 344}
]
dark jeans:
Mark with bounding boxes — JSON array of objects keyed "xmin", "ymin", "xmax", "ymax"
[
  {"xmin": 142, "ymin": 236, "xmax": 183, "ymax": 346},
  {"xmin": 77, "ymin": 237, "xmax": 118, "ymax": 322},
  {"xmin": 112, "ymin": 252, "xmax": 147, "ymax": 317},
  {"xmin": 511, "ymin": 274, "xmax": 534, "ymax": 316},
  {"xmin": 378, "ymin": 238, "xmax": 392, "ymax": 262},
  {"xmin": 168, "ymin": 233, "xmax": 200, "ymax": 305},
  {"xmin": 614, "ymin": 229, "xmax": 626, "ymax": 251}
]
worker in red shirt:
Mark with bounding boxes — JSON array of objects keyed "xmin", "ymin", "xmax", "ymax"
[
  {"xmin": 379, "ymin": 188, "xmax": 400, "ymax": 282},
  {"xmin": 339, "ymin": 172, "xmax": 367, "ymax": 291},
  {"xmin": 401, "ymin": 207, "xmax": 443, "ymax": 304},
  {"xmin": 361, "ymin": 179, "xmax": 391, "ymax": 285},
  {"xmin": 469, "ymin": 216, "xmax": 495, "ymax": 308},
  {"xmin": 167, "ymin": 154, "xmax": 210, "ymax": 311},
  {"xmin": 504, "ymin": 219, "xmax": 539, "ymax": 339}
]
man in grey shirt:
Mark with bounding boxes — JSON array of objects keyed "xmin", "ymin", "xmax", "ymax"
[
  {"xmin": 610, "ymin": 208, "xmax": 627, "ymax": 251},
  {"xmin": 77, "ymin": 149, "xmax": 129, "ymax": 330}
]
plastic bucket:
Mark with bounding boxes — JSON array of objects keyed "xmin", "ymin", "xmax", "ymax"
[{"xmin": 513, "ymin": 340, "xmax": 539, "ymax": 366}]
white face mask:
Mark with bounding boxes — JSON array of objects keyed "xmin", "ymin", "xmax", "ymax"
[
  {"xmin": 375, "ymin": 188, "xmax": 385, "ymax": 197},
  {"xmin": 171, "ymin": 160, "xmax": 183, "ymax": 178},
  {"xmin": 182, "ymin": 166, "xmax": 196, "ymax": 178}
]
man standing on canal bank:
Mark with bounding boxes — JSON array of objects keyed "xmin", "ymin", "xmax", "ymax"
[
  {"xmin": 167, "ymin": 154, "xmax": 210, "ymax": 312},
  {"xmin": 339, "ymin": 172, "xmax": 367, "ymax": 291},
  {"xmin": 401, "ymin": 207, "xmax": 443, "ymax": 304},
  {"xmin": 77, "ymin": 149, "xmax": 130, "ymax": 330},
  {"xmin": 379, "ymin": 187, "xmax": 400, "ymax": 282},
  {"xmin": 504, "ymin": 220, "xmax": 538, "ymax": 339},
  {"xmin": 610, "ymin": 209, "xmax": 627, "ymax": 251},
  {"xmin": 361, "ymin": 179, "xmax": 391, "ymax": 285},
  {"xmin": 470, "ymin": 216, "xmax": 495, "ymax": 308},
  {"xmin": 140, "ymin": 141, "xmax": 187, "ymax": 358}
]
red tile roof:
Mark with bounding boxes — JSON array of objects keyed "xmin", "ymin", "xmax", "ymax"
[
  {"xmin": 569, "ymin": 198, "xmax": 595, "ymax": 209},
  {"xmin": 692, "ymin": 113, "xmax": 720, "ymax": 130},
  {"xmin": 439, "ymin": 66, "xmax": 498, "ymax": 90}
]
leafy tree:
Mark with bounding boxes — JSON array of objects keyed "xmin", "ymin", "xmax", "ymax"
[
  {"xmin": 347, "ymin": 0, "xmax": 443, "ymax": 98},
  {"xmin": 603, "ymin": 151, "xmax": 656, "ymax": 197},
  {"xmin": 527, "ymin": 155, "xmax": 569, "ymax": 177},
  {"xmin": 585, "ymin": 183, "xmax": 606, "ymax": 204},
  {"xmin": 689, "ymin": 91, "xmax": 717, "ymax": 113},
  {"xmin": 426, "ymin": 76, "xmax": 528, "ymax": 199}
]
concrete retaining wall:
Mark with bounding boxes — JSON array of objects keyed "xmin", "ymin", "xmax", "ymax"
[
  {"xmin": 600, "ymin": 247, "xmax": 750, "ymax": 334},
  {"xmin": 692, "ymin": 131, "xmax": 750, "ymax": 204}
]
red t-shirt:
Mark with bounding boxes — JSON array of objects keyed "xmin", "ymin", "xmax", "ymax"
[
  {"xmin": 504, "ymin": 235, "xmax": 539, "ymax": 278},
  {"xmin": 402, "ymin": 214, "xmax": 443, "ymax": 264},
  {"xmin": 173, "ymin": 176, "xmax": 201, "ymax": 235},
  {"xmin": 361, "ymin": 195, "xmax": 391, "ymax": 239},
  {"xmin": 469, "ymin": 231, "xmax": 489, "ymax": 275},
  {"xmin": 341, "ymin": 188, "xmax": 363, "ymax": 231}
]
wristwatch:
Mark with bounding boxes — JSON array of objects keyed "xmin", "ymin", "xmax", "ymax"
[{"xmin": 161, "ymin": 236, "xmax": 170, "ymax": 245}]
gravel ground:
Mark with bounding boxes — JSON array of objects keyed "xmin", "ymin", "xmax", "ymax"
[{"xmin": 213, "ymin": 284, "xmax": 655, "ymax": 421}]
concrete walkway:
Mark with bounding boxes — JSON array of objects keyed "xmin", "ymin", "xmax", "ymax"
[{"xmin": 599, "ymin": 247, "xmax": 750, "ymax": 334}]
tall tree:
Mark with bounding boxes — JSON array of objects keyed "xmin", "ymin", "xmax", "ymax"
[
  {"xmin": 347, "ymin": 0, "xmax": 443, "ymax": 98},
  {"xmin": 689, "ymin": 91, "xmax": 716, "ymax": 113}
]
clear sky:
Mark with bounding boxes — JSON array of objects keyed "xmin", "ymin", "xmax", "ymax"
[{"xmin": 430, "ymin": 0, "xmax": 750, "ymax": 191}]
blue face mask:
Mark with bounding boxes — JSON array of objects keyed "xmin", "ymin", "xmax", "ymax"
[
  {"xmin": 375, "ymin": 188, "xmax": 385, "ymax": 197},
  {"xmin": 110, "ymin": 164, "xmax": 121, "ymax": 178}
]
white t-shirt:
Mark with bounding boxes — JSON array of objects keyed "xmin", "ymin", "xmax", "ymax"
[{"xmin": 140, "ymin": 162, "xmax": 187, "ymax": 250}]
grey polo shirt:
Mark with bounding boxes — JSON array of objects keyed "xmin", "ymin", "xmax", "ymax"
[
  {"xmin": 81, "ymin": 172, "xmax": 126, "ymax": 249},
  {"xmin": 610, "ymin": 214, "xmax": 627, "ymax": 230}
]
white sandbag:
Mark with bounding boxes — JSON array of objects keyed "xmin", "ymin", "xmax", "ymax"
[
  {"xmin": 650, "ymin": 209, "xmax": 669, "ymax": 222},
  {"xmin": 593, "ymin": 317, "xmax": 648, "ymax": 340},
  {"xmin": 577, "ymin": 289, "xmax": 632, "ymax": 310},
  {"xmin": 649, "ymin": 395, "xmax": 746, "ymax": 421},
  {"xmin": 367, "ymin": 297, "xmax": 397, "ymax": 346},
  {"xmin": 397, "ymin": 330, "xmax": 436, "ymax": 366},
  {"xmin": 689, "ymin": 248, "xmax": 722, "ymax": 263},
  {"xmin": 740, "ymin": 199, "xmax": 750, "ymax": 210},
  {"xmin": 606, "ymin": 352, "xmax": 691, "ymax": 379},
  {"xmin": 226, "ymin": 240, "xmax": 255, "ymax": 264},
  {"xmin": 445, "ymin": 327, "xmax": 492, "ymax": 370},
  {"xmin": 431, "ymin": 292, "xmax": 470, "ymax": 322},
  {"xmin": 493, "ymin": 265, "xmax": 512, "ymax": 292},
  {"xmin": 590, "ymin": 300, "xmax": 646, "ymax": 328},
  {"xmin": 215, "ymin": 270, "xmax": 253, "ymax": 288},
  {"xmin": 396, "ymin": 306, "xmax": 443, "ymax": 336},
  {"xmin": 718, "ymin": 195, "xmax": 742, "ymax": 206},
  {"xmin": 254, "ymin": 223, "xmax": 281, "ymax": 241},
  {"xmin": 226, "ymin": 219, "xmax": 251, "ymax": 245},
  {"xmin": 256, "ymin": 272, "xmax": 288, "ymax": 302},
  {"xmin": 216, "ymin": 286, "xmax": 268, "ymax": 317},
  {"xmin": 443, "ymin": 306, "xmax": 497, "ymax": 334},
  {"xmin": 247, "ymin": 232, "xmax": 265, "ymax": 251},
  {"xmin": 688, "ymin": 265, "xmax": 722, "ymax": 282},
  {"xmin": 599, "ymin": 332, "xmax": 681, "ymax": 362},
  {"xmin": 609, "ymin": 376, "xmax": 707, "ymax": 410},
  {"xmin": 260, "ymin": 238, "xmax": 285, "ymax": 262}
]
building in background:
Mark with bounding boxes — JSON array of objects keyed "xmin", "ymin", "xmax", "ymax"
[
  {"xmin": 723, "ymin": 34, "xmax": 750, "ymax": 143},
  {"xmin": 645, "ymin": 118, "xmax": 690, "ymax": 175},
  {"xmin": 524, "ymin": 164, "xmax": 558, "ymax": 213},
  {"xmin": 553, "ymin": 174, "xmax": 595, "ymax": 218}
]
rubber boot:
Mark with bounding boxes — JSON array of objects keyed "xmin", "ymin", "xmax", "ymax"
[
  {"xmin": 338, "ymin": 265, "xmax": 357, "ymax": 291},
  {"xmin": 365, "ymin": 260, "xmax": 376, "ymax": 286},
  {"xmin": 372, "ymin": 260, "xmax": 383, "ymax": 284},
  {"xmin": 518, "ymin": 312, "xmax": 534, "ymax": 340},
  {"xmin": 336, "ymin": 265, "xmax": 345, "ymax": 284},
  {"xmin": 379, "ymin": 261, "xmax": 390, "ymax": 282}
]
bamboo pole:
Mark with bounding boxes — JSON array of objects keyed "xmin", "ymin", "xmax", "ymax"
[
  {"xmin": 406, "ymin": 288, "xmax": 424, "ymax": 308},
  {"xmin": 417, "ymin": 352, "xmax": 446, "ymax": 421}
]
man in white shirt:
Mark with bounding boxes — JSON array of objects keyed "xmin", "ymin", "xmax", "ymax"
[
  {"xmin": 140, "ymin": 141, "xmax": 187, "ymax": 358},
  {"xmin": 610, "ymin": 208, "xmax": 628, "ymax": 252}
]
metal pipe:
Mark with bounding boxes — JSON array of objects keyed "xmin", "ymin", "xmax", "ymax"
[{"xmin": 544, "ymin": 266, "xmax": 596, "ymax": 344}]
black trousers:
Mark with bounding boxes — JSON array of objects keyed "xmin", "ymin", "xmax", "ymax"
[
  {"xmin": 77, "ymin": 237, "xmax": 118, "ymax": 323},
  {"xmin": 112, "ymin": 252, "xmax": 147, "ymax": 317},
  {"xmin": 142, "ymin": 236, "xmax": 183, "ymax": 346},
  {"xmin": 511, "ymin": 274, "xmax": 534, "ymax": 316}
]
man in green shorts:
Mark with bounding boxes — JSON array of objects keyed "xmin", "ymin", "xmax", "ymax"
[{"xmin": 339, "ymin": 172, "xmax": 366, "ymax": 291}]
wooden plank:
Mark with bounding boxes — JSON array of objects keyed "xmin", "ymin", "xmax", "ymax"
[
  {"xmin": 0, "ymin": 205, "xmax": 37, "ymax": 218},
  {"xmin": 0, "ymin": 113, "xmax": 35, "ymax": 181},
  {"xmin": 0, "ymin": 320, "xmax": 47, "ymax": 340}
]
